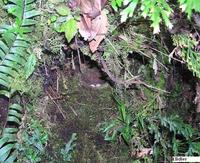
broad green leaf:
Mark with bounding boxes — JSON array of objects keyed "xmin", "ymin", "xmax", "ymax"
[
  {"xmin": 3, "ymin": 60, "xmax": 19, "ymax": 69},
  {"xmin": 61, "ymin": 19, "xmax": 78, "ymax": 42},
  {"xmin": 6, "ymin": 5, "xmax": 22, "ymax": 19},
  {"xmin": 56, "ymin": 5, "xmax": 70, "ymax": 16},
  {"xmin": 189, "ymin": 142, "xmax": 200, "ymax": 155},
  {"xmin": 4, "ymin": 54, "xmax": 25, "ymax": 64},
  {"xmin": 26, "ymin": 0, "xmax": 35, "ymax": 5},
  {"xmin": 8, "ymin": 0, "xmax": 21, "ymax": 5},
  {"xmin": 0, "ymin": 49, "xmax": 6, "ymax": 59},
  {"xmin": 0, "ymin": 150, "xmax": 10, "ymax": 163},
  {"xmin": 13, "ymin": 40, "xmax": 29, "ymax": 48},
  {"xmin": 2, "ymin": 32, "xmax": 16, "ymax": 47},
  {"xmin": 0, "ymin": 90, "xmax": 11, "ymax": 98}
]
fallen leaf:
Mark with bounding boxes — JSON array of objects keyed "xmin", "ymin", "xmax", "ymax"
[
  {"xmin": 79, "ymin": 0, "xmax": 107, "ymax": 18},
  {"xmin": 89, "ymin": 11, "xmax": 108, "ymax": 52},
  {"xmin": 131, "ymin": 148, "xmax": 153, "ymax": 158},
  {"xmin": 68, "ymin": 0, "xmax": 80, "ymax": 9},
  {"xmin": 78, "ymin": 15, "xmax": 93, "ymax": 40},
  {"xmin": 77, "ymin": 0, "xmax": 108, "ymax": 52}
]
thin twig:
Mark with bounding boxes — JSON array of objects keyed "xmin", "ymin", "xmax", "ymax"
[
  {"xmin": 71, "ymin": 53, "xmax": 75, "ymax": 70},
  {"xmin": 56, "ymin": 71, "xmax": 60, "ymax": 93},
  {"xmin": 97, "ymin": 52, "xmax": 168, "ymax": 93},
  {"xmin": 47, "ymin": 92, "xmax": 66, "ymax": 119},
  {"xmin": 75, "ymin": 36, "xmax": 83, "ymax": 72},
  {"xmin": 69, "ymin": 106, "xmax": 78, "ymax": 116}
]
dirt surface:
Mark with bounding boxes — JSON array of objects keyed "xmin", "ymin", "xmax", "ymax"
[
  {"xmin": 80, "ymin": 66, "xmax": 107, "ymax": 88},
  {"xmin": 0, "ymin": 97, "xmax": 9, "ymax": 131},
  {"xmin": 38, "ymin": 63, "xmax": 131, "ymax": 162}
]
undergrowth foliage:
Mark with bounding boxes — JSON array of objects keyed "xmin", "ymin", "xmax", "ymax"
[
  {"xmin": 0, "ymin": 0, "xmax": 38, "ymax": 97},
  {"xmin": 0, "ymin": 104, "xmax": 23, "ymax": 162},
  {"xmin": 111, "ymin": 0, "xmax": 200, "ymax": 33},
  {"xmin": 0, "ymin": 0, "xmax": 39, "ymax": 162},
  {"xmin": 101, "ymin": 96, "xmax": 200, "ymax": 161},
  {"xmin": 172, "ymin": 34, "xmax": 200, "ymax": 78}
]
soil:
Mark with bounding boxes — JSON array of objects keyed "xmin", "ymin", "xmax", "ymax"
[
  {"xmin": 80, "ymin": 66, "xmax": 107, "ymax": 89},
  {"xmin": 39, "ymin": 63, "xmax": 131, "ymax": 162},
  {"xmin": 0, "ymin": 97, "xmax": 9, "ymax": 132}
]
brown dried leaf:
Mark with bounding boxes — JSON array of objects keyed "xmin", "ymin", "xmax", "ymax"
[
  {"xmin": 68, "ymin": 0, "xmax": 80, "ymax": 10},
  {"xmin": 89, "ymin": 11, "xmax": 108, "ymax": 52},
  {"xmin": 77, "ymin": 0, "xmax": 108, "ymax": 52},
  {"xmin": 134, "ymin": 148, "xmax": 153, "ymax": 158},
  {"xmin": 79, "ymin": 0, "xmax": 107, "ymax": 18},
  {"xmin": 78, "ymin": 15, "xmax": 94, "ymax": 40}
]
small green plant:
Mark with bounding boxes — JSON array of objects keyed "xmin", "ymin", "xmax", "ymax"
[
  {"xmin": 16, "ymin": 118, "xmax": 48, "ymax": 163},
  {"xmin": 61, "ymin": 133, "xmax": 77, "ymax": 162},
  {"xmin": 101, "ymin": 96, "xmax": 200, "ymax": 161},
  {"xmin": 50, "ymin": 4, "xmax": 79, "ymax": 42},
  {"xmin": 101, "ymin": 95, "xmax": 134, "ymax": 144},
  {"xmin": 144, "ymin": 114, "xmax": 200, "ymax": 161},
  {"xmin": 172, "ymin": 34, "xmax": 200, "ymax": 78}
]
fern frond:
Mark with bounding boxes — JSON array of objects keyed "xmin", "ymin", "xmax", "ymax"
[
  {"xmin": 178, "ymin": 0, "xmax": 200, "ymax": 18},
  {"xmin": 5, "ymin": 0, "xmax": 40, "ymax": 30},
  {"xmin": 0, "ymin": 103, "xmax": 22, "ymax": 163},
  {"xmin": 0, "ymin": 0, "xmax": 38, "ymax": 162},
  {"xmin": 0, "ymin": 0, "xmax": 39, "ymax": 97},
  {"xmin": 0, "ymin": 31, "xmax": 30, "ymax": 97},
  {"xmin": 172, "ymin": 34, "xmax": 200, "ymax": 78}
]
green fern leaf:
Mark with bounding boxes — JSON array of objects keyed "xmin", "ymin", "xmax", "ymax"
[
  {"xmin": 0, "ymin": 0, "xmax": 39, "ymax": 162},
  {"xmin": 0, "ymin": 103, "xmax": 22, "ymax": 163},
  {"xmin": 120, "ymin": 0, "xmax": 139, "ymax": 23},
  {"xmin": 178, "ymin": 0, "xmax": 200, "ymax": 18},
  {"xmin": 172, "ymin": 34, "xmax": 200, "ymax": 78}
]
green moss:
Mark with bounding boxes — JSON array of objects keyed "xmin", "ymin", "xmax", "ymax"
[{"xmin": 37, "ymin": 74, "xmax": 132, "ymax": 162}]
